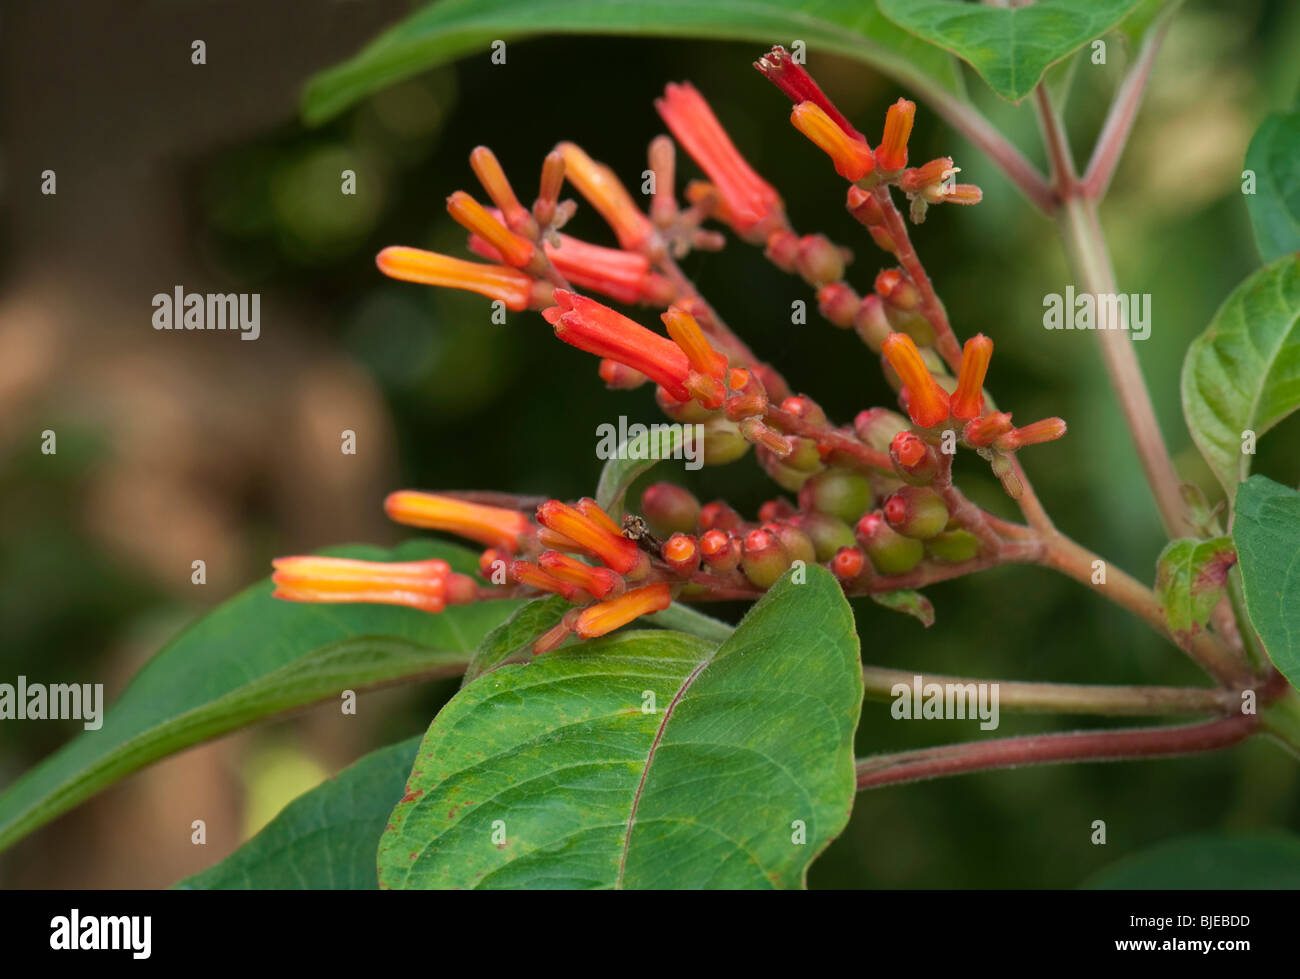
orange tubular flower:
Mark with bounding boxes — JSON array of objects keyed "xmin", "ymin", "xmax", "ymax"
[
  {"xmin": 543, "ymin": 289, "xmax": 692, "ymax": 401},
  {"xmin": 536, "ymin": 500, "xmax": 642, "ymax": 575},
  {"xmin": 993, "ymin": 417, "xmax": 1068, "ymax": 452},
  {"xmin": 446, "ymin": 191, "xmax": 536, "ymax": 269},
  {"xmin": 790, "ymin": 102, "xmax": 875, "ymax": 181},
  {"xmin": 662, "ymin": 306, "xmax": 728, "ymax": 379},
  {"xmin": 575, "ymin": 583, "xmax": 673, "ymax": 639},
  {"xmin": 271, "ymin": 556, "xmax": 473, "ymax": 613},
  {"xmin": 882, "ymin": 332, "xmax": 950, "ymax": 428},
  {"xmin": 962, "ymin": 411, "xmax": 1015, "ymax": 447},
  {"xmin": 655, "ymin": 82, "xmax": 785, "ymax": 240},
  {"xmin": 575, "ymin": 497, "xmax": 623, "ymax": 536},
  {"xmin": 951, "ymin": 334, "xmax": 993, "ymax": 420},
  {"xmin": 554, "ymin": 142, "xmax": 655, "ymax": 251},
  {"xmin": 468, "ymin": 228, "xmax": 672, "ymax": 306},
  {"xmin": 375, "ymin": 246, "xmax": 535, "ymax": 311},
  {"xmin": 876, "ymin": 98, "xmax": 916, "ymax": 173},
  {"xmin": 384, "ymin": 491, "xmax": 533, "ymax": 553},
  {"xmin": 538, "ymin": 550, "xmax": 622, "ymax": 599},
  {"xmin": 469, "ymin": 146, "xmax": 537, "ymax": 237},
  {"xmin": 510, "ymin": 559, "xmax": 584, "ymax": 602}
]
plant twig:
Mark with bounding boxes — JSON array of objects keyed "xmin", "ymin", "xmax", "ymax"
[
  {"xmin": 861, "ymin": 666, "xmax": 1238, "ymax": 716},
  {"xmin": 855, "ymin": 713, "xmax": 1256, "ymax": 790}
]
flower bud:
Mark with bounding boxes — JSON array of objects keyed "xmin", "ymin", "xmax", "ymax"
[
  {"xmin": 855, "ymin": 511, "xmax": 924, "ymax": 574},
  {"xmin": 853, "ymin": 407, "xmax": 910, "ymax": 452},
  {"xmin": 599, "ymin": 359, "xmax": 649, "ymax": 390},
  {"xmin": 640, "ymin": 482, "xmax": 701, "ymax": 538},
  {"xmin": 845, "ymin": 185, "xmax": 885, "ymax": 225},
  {"xmin": 831, "ymin": 546, "xmax": 866, "ymax": 581},
  {"xmin": 764, "ymin": 230, "xmax": 800, "ymax": 272},
  {"xmin": 699, "ymin": 529, "xmax": 740, "ymax": 572},
  {"xmin": 740, "ymin": 528, "xmax": 792, "ymax": 588},
  {"xmin": 924, "ymin": 529, "xmax": 980, "ymax": 563},
  {"xmin": 853, "ymin": 294, "xmax": 892, "ymax": 351},
  {"xmin": 739, "ymin": 417, "xmax": 793, "ymax": 456},
  {"xmin": 762, "ymin": 521, "xmax": 816, "ymax": 566},
  {"xmin": 990, "ymin": 451, "xmax": 1024, "ymax": 499},
  {"xmin": 993, "ymin": 417, "xmax": 1068, "ymax": 452},
  {"xmin": 662, "ymin": 533, "xmax": 701, "ymax": 575},
  {"xmin": 951, "ymin": 334, "xmax": 992, "ymax": 420},
  {"xmin": 889, "ymin": 431, "xmax": 939, "ymax": 485},
  {"xmin": 537, "ymin": 550, "xmax": 623, "ymax": 599},
  {"xmin": 701, "ymin": 416, "xmax": 752, "ymax": 465},
  {"xmin": 962, "ymin": 411, "xmax": 1015, "ymax": 448},
  {"xmin": 817, "ymin": 282, "xmax": 859, "ymax": 328},
  {"xmin": 875, "ymin": 269, "xmax": 921, "ymax": 311},
  {"xmin": 778, "ymin": 394, "xmax": 828, "ymax": 428},
  {"xmin": 758, "ymin": 497, "xmax": 797, "ymax": 523},
  {"xmin": 795, "ymin": 510, "xmax": 858, "ymax": 561},
  {"xmin": 795, "ymin": 234, "xmax": 847, "ymax": 286},
  {"xmin": 883, "ymin": 486, "xmax": 949, "ymax": 540},
  {"xmin": 798, "ymin": 469, "xmax": 873, "ymax": 524},
  {"xmin": 656, "ymin": 385, "xmax": 715, "ymax": 423},
  {"xmin": 758, "ymin": 445, "xmax": 820, "ymax": 492},
  {"xmin": 883, "ymin": 305, "xmax": 936, "ymax": 346},
  {"xmin": 699, "ymin": 500, "xmax": 743, "ymax": 533}
]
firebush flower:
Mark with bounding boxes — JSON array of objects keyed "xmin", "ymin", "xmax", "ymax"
[
  {"xmin": 271, "ymin": 556, "xmax": 475, "ymax": 613},
  {"xmin": 273, "ymin": 52, "xmax": 1067, "ymax": 656},
  {"xmin": 656, "ymin": 82, "xmax": 785, "ymax": 241}
]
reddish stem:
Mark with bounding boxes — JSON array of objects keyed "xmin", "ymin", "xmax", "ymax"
[{"xmin": 856, "ymin": 713, "xmax": 1257, "ymax": 790}]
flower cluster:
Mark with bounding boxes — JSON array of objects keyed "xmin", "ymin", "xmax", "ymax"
[{"xmin": 273, "ymin": 49, "xmax": 1067, "ymax": 654}]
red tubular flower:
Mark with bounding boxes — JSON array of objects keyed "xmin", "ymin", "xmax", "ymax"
[
  {"xmin": 993, "ymin": 417, "xmax": 1068, "ymax": 451},
  {"xmin": 384, "ymin": 491, "xmax": 533, "ymax": 553},
  {"xmin": 881, "ymin": 333, "xmax": 950, "ymax": 428},
  {"xmin": 538, "ymin": 550, "xmax": 622, "ymax": 600},
  {"xmin": 469, "ymin": 146, "xmax": 537, "ymax": 238},
  {"xmin": 951, "ymin": 334, "xmax": 993, "ymax": 420},
  {"xmin": 543, "ymin": 289, "xmax": 692, "ymax": 401},
  {"xmin": 575, "ymin": 583, "xmax": 673, "ymax": 639},
  {"xmin": 554, "ymin": 142, "xmax": 654, "ymax": 251},
  {"xmin": 469, "ymin": 228, "xmax": 672, "ymax": 306},
  {"xmin": 790, "ymin": 102, "xmax": 875, "ymax": 181},
  {"xmin": 655, "ymin": 82, "xmax": 784, "ymax": 240},
  {"xmin": 375, "ymin": 247, "xmax": 536, "ymax": 311},
  {"xmin": 753, "ymin": 45, "xmax": 863, "ymax": 140},
  {"xmin": 536, "ymin": 500, "xmax": 642, "ymax": 575},
  {"xmin": 271, "ymin": 556, "xmax": 473, "ymax": 614},
  {"xmin": 446, "ymin": 191, "xmax": 536, "ymax": 269},
  {"xmin": 876, "ymin": 98, "xmax": 916, "ymax": 173},
  {"xmin": 510, "ymin": 560, "xmax": 584, "ymax": 602},
  {"xmin": 962, "ymin": 411, "xmax": 1015, "ymax": 447}
]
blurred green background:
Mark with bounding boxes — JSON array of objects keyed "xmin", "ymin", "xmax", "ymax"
[{"xmin": 1, "ymin": 0, "xmax": 1299, "ymax": 888}]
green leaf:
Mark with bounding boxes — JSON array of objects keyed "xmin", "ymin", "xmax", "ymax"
[
  {"xmin": 869, "ymin": 589, "xmax": 935, "ymax": 627},
  {"xmin": 1181, "ymin": 255, "xmax": 1300, "ymax": 503},
  {"xmin": 1153, "ymin": 537, "xmax": 1236, "ymax": 651},
  {"xmin": 302, "ymin": 0, "xmax": 963, "ymax": 126},
  {"xmin": 878, "ymin": 0, "xmax": 1144, "ymax": 103},
  {"xmin": 1082, "ymin": 832, "xmax": 1300, "ymax": 889},
  {"xmin": 0, "ymin": 540, "xmax": 521, "ymax": 854},
  {"xmin": 463, "ymin": 595, "xmax": 572, "ymax": 685},
  {"xmin": 642, "ymin": 601, "xmax": 735, "ymax": 643},
  {"xmin": 378, "ymin": 565, "xmax": 862, "ymax": 889},
  {"xmin": 1232, "ymin": 475, "xmax": 1300, "ymax": 690},
  {"xmin": 594, "ymin": 425, "xmax": 687, "ymax": 522},
  {"xmin": 1244, "ymin": 109, "xmax": 1300, "ymax": 262},
  {"xmin": 179, "ymin": 736, "xmax": 421, "ymax": 890}
]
